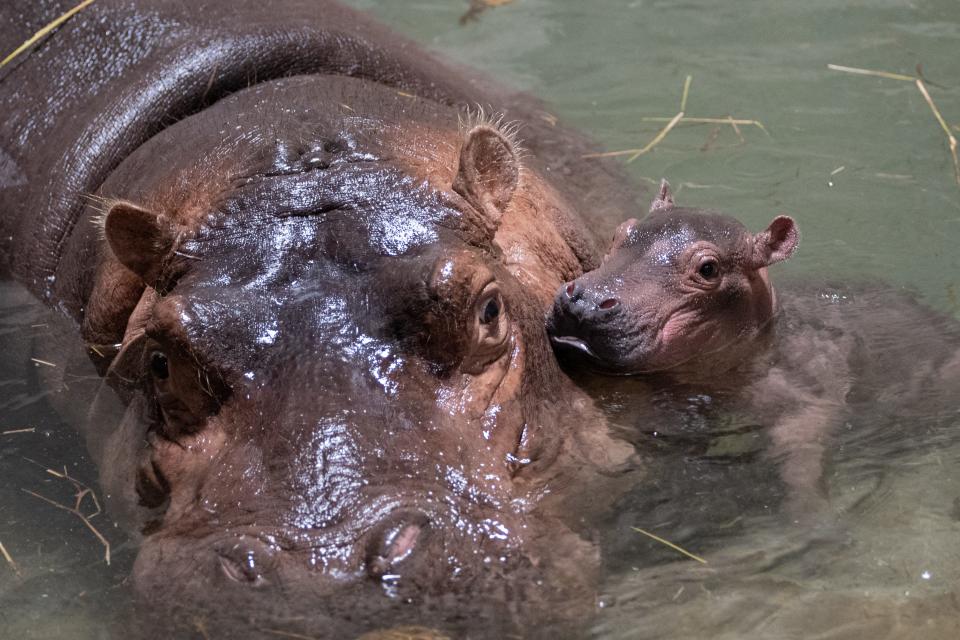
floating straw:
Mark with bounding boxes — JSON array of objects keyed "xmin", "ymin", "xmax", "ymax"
[
  {"xmin": 632, "ymin": 526, "xmax": 708, "ymax": 564},
  {"xmin": 21, "ymin": 463, "xmax": 110, "ymax": 564},
  {"xmin": 583, "ymin": 75, "xmax": 766, "ymax": 162},
  {"xmin": 828, "ymin": 63, "xmax": 959, "ymax": 187},
  {"xmin": 0, "ymin": 540, "xmax": 22, "ymax": 577}
]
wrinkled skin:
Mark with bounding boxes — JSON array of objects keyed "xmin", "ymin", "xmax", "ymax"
[
  {"xmin": 1, "ymin": 2, "xmax": 640, "ymax": 636},
  {"xmin": 549, "ymin": 181, "xmax": 960, "ymax": 518}
]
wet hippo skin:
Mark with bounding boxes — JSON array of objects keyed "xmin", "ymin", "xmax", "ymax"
[
  {"xmin": 0, "ymin": 2, "xmax": 641, "ymax": 637},
  {"xmin": 549, "ymin": 180, "xmax": 960, "ymax": 518}
]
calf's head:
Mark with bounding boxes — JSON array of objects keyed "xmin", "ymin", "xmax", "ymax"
[{"xmin": 548, "ymin": 180, "xmax": 799, "ymax": 377}]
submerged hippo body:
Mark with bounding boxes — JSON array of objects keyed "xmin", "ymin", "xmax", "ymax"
[
  {"xmin": 549, "ymin": 181, "xmax": 960, "ymax": 516},
  {"xmin": 0, "ymin": 2, "xmax": 639, "ymax": 636}
]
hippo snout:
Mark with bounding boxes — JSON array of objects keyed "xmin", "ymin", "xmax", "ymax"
[
  {"xmin": 557, "ymin": 280, "xmax": 622, "ymax": 322},
  {"xmin": 547, "ymin": 279, "xmax": 623, "ymax": 361}
]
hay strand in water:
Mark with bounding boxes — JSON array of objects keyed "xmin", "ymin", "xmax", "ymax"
[
  {"xmin": 583, "ymin": 75, "xmax": 766, "ymax": 162},
  {"xmin": 828, "ymin": 62, "xmax": 959, "ymax": 187},
  {"xmin": 826, "ymin": 63, "xmax": 917, "ymax": 83},
  {"xmin": 915, "ymin": 79, "xmax": 960, "ymax": 186},
  {"xmin": 583, "ymin": 111, "xmax": 684, "ymax": 162},
  {"xmin": 21, "ymin": 464, "xmax": 110, "ymax": 564},
  {"xmin": 0, "ymin": 540, "xmax": 22, "ymax": 577},
  {"xmin": 2, "ymin": 427, "xmax": 36, "ymax": 436},
  {"xmin": 632, "ymin": 526, "xmax": 707, "ymax": 564},
  {"xmin": 679, "ymin": 75, "xmax": 693, "ymax": 112}
]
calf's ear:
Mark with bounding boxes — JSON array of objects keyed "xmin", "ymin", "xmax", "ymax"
[
  {"xmin": 104, "ymin": 201, "xmax": 178, "ymax": 285},
  {"xmin": 648, "ymin": 179, "xmax": 675, "ymax": 214},
  {"xmin": 752, "ymin": 215, "xmax": 799, "ymax": 268},
  {"xmin": 604, "ymin": 218, "xmax": 641, "ymax": 262},
  {"xmin": 453, "ymin": 123, "xmax": 520, "ymax": 224}
]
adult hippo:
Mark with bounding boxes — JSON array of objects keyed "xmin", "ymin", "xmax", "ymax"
[{"xmin": 0, "ymin": 1, "xmax": 639, "ymax": 637}]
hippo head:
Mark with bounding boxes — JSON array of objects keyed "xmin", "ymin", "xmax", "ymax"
[
  {"xmin": 548, "ymin": 180, "xmax": 799, "ymax": 377},
  {"xmin": 75, "ymin": 78, "xmax": 612, "ymax": 629}
]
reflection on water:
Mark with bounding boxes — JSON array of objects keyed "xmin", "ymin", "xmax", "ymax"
[
  {"xmin": 0, "ymin": 283, "xmax": 136, "ymax": 638},
  {"xmin": 3, "ymin": 0, "xmax": 960, "ymax": 637}
]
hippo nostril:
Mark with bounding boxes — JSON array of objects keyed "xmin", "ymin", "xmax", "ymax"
[
  {"xmin": 366, "ymin": 512, "xmax": 430, "ymax": 580},
  {"xmin": 599, "ymin": 298, "xmax": 619, "ymax": 310},
  {"xmin": 565, "ymin": 282, "xmax": 577, "ymax": 298}
]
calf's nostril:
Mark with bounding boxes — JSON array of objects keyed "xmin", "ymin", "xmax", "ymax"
[{"xmin": 599, "ymin": 298, "xmax": 619, "ymax": 310}]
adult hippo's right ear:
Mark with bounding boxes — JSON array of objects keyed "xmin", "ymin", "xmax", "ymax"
[
  {"xmin": 452, "ymin": 123, "xmax": 520, "ymax": 234},
  {"xmin": 103, "ymin": 201, "xmax": 180, "ymax": 286}
]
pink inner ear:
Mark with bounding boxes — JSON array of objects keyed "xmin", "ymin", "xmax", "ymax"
[
  {"xmin": 609, "ymin": 218, "xmax": 640, "ymax": 254},
  {"xmin": 753, "ymin": 215, "xmax": 799, "ymax": 267},
  {"xmin": 453, "ymin": 125, "xmax": 519, "ymax": 219}
]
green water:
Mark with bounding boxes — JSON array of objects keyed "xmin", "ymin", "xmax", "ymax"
[
  {"xmin": 352, "ymin": 0, "xmax": 960, "ymax": 311},
  {"xmin": 342, "ymin": 1, "xmax": 960, "ymax": 637},
  {"xmin": 2, "ymin": 1, "xmax": 959, "ymax": 638}
]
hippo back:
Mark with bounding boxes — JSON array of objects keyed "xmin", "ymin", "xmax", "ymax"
[{"xmin": 0, "ymin": 0, "xmax": 635, "ymax": 299}]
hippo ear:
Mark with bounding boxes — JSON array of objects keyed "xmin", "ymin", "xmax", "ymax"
[
  {"xmin": 648, "ymin": 179, "xmax": 674, "ymax": 215},
  {"xmin": 751, "ymin": 215, "xmax": 799, "ymax": 268},
  {"xmin": 453, "ymin": 124, "xmax": 520, "ymax": 223},
  {"xmin": 104, "ymin": 201, "xmax": 178, "ymax": 285},
  {"xmin": 604, "ymin": 218, "xmax": 641, "ymax": 262}
]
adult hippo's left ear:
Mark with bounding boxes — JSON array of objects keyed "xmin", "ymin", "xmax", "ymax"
[
  {"xmin": 103, "ymin": 201, "xmax": 180, "ymax": 286},
  {"xmin": 452, "ymin": 123, "xmax": 520, "ymax": 230}
]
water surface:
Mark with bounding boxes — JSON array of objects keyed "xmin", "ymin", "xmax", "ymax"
[{"xmin": 2, "ymin": 0, "xmax": 959, "ymax": 638}]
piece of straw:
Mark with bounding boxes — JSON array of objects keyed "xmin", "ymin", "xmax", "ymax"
[
  {"xmin": 679, "ymin": 75, "xmax": 693, "ymax": 112},
  {"xmin": 20, "ymin": 465, "xmax": 110, "ymax": 565},
  {"xmin": 23, "ymin": 489, "xmax": 110, "ymax": 564},
  {"xmin": 828, "ymin": 63, "xmax": 959, "ymax": 187},
  {"xmin": 2, "ymin": 428, "xmax": 36, "ymax": 436},
  {"xmin": 0, "ymin": 540, "xmax": 22, "ymax": 577},
  {"xmin": 640, "ymin": 116, "xmax": 769, "ymax": 135},
  {"xmin": 582, "ymin": 111, "xmax": 685, "ymax": 162},
  {"xmin": 0, "ymin": 0, "xmax": 97, "ymax": 69},
  {"xmin": 915, "ymin": 79, "xmax": 960, "ymax": 186},
  {"xmin": 826, "ymin": 63, "xmax": 917, "ymax": 83},
  {"xmin": 632, "ymin": 526, "xmax": 707, "ymax": 564}
]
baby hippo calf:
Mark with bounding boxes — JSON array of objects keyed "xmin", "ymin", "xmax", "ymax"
[{"xmin": 548, "ymin": 180, "xmax": 960, "ymax": 518}]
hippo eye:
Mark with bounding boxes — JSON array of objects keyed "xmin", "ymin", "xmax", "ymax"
[
  {"xmin": 216, "ymin": 538, "xmax": 273, "ymax": 587},
  {"xmin": 464, "ymin": 284, "xmax": 511, "ymax": 373},
  {"xmin": 475, "ymin": 288, "xmax": 505, "ymax": 331},
  {"xmin": 698, "ymin": 260, "xmax": 720, "ymax": 280},
  {"xmin": 219, "ymin": 552, "xmax": 264, "ymax": 586},
  {"xmin": 149, "ymin": 351, "xmax": 169, "ymax": 380},
  {"xmin": 480, "ymin": 297, "xmax": 501, "ymax": 324}
]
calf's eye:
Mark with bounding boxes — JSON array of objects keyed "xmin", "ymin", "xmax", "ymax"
[{"xmin": 698, "ymin": 260, "xmax": 719, "ymax": 280}]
